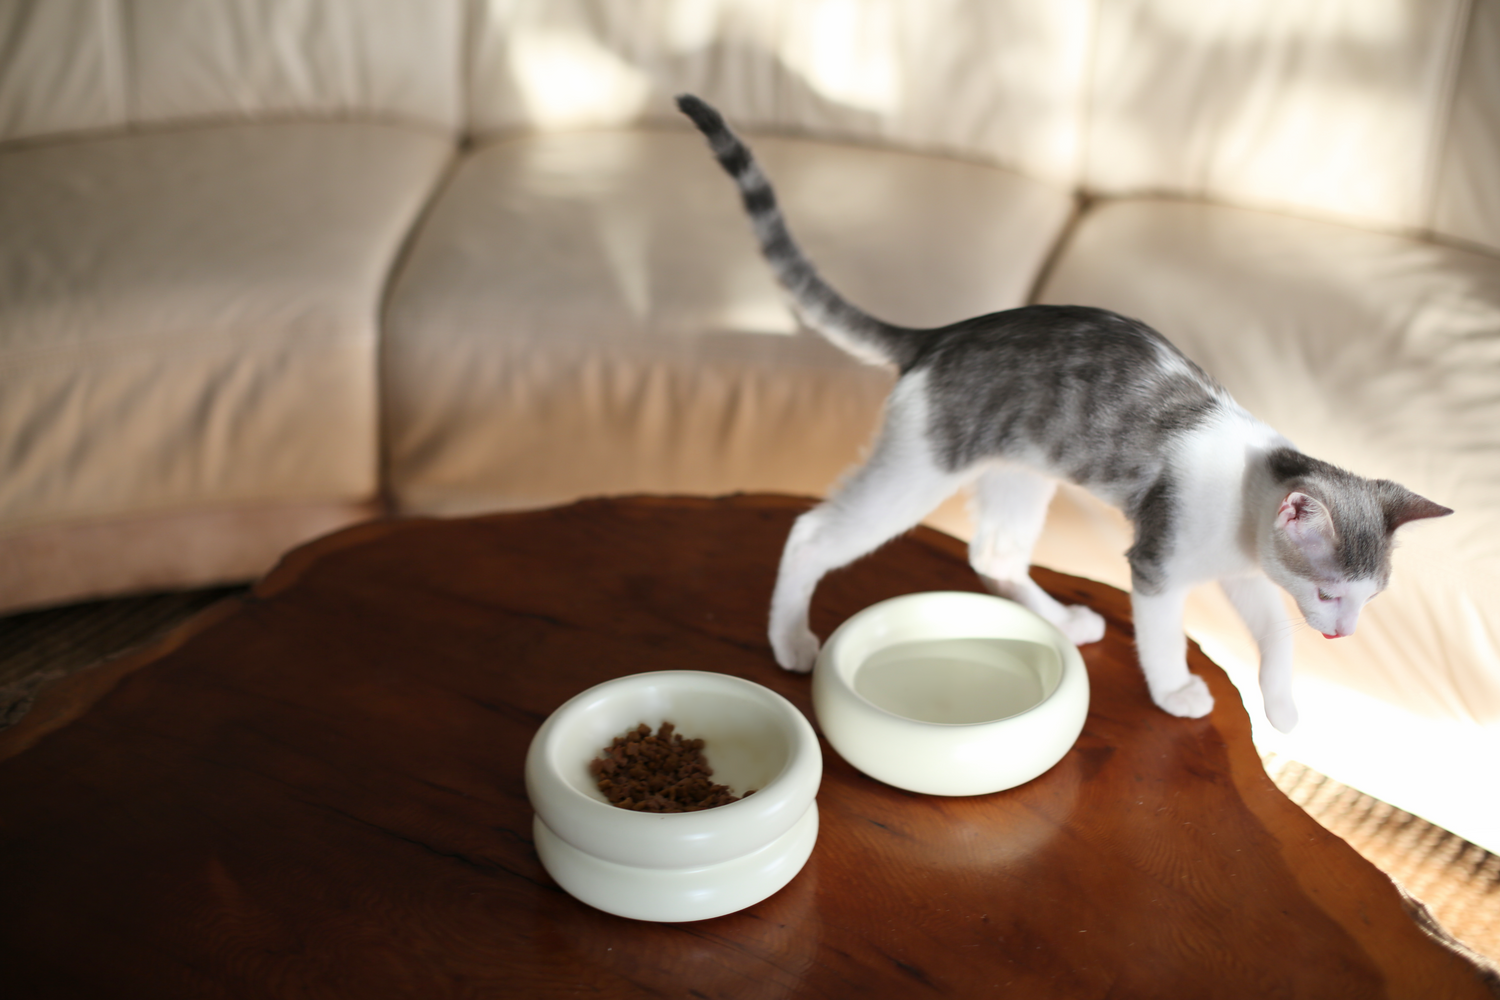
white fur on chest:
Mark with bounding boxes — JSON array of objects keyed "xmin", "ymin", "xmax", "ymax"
[{"xmin": 1162, "ymin": 406, "xmax": 1289, "ymax": 585}]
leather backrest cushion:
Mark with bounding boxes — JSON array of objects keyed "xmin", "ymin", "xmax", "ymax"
[
  {"xmin": 0, "ymin": 0, "xmax": 463, "ymax": 143},
  {"xmin": 3, "ymin": 0, "xmax": 1496, "ymax": 253},
  {"xmin": 1082, "ymin": 0, "xmax": 1474, "ymax": 238},
  {"xmin": 465, "ymin": 0, "xmax": 1095, "ymax": 189}
]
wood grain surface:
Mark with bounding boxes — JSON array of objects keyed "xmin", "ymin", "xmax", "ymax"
[{"xmin": 0, "ymin": 495, "xmax": 1491, "ymax": 999}]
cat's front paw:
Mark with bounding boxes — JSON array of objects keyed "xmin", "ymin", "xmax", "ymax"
[
  {"xmin": 1060, "ymin": 605, "xmax": 1106, "ymax": 645},
  {"xmin": 771, "ymin": 626, "xmax": 820, "ymax": 673},
  {"xmin": 1154, "ymin": 675, "xmax": 1214, "ymax": 719},
  {"xmin": 1263, "ymin": 695, "xmax": 1299, "ymax": 733}
]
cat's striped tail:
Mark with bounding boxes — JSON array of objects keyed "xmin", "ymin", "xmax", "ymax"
[{"xmin": 676, "ymin": 94, "xmax": 922, "ymax": 370}]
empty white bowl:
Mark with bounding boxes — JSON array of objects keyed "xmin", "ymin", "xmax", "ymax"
[
  {"xmin": 813, "ymin": 591, "xmax": 1089, "ymax": 796},
  {"xmin": 525, "ymin": 670, "xmax": 822, "ymax": 922}
]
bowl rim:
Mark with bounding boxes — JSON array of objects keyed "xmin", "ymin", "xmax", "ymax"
[
  {"xmin": 525, "ymin": 669, "xmax": 822, "ymax": 869},
  {"xmin": 821, "ymin": 590, "xmax": 1075, "ymax": 728}
]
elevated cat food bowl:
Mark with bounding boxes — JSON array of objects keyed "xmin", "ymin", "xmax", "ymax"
[
  {"xmin": 525, "ymin": 670, "xmax": 822, "ymax": 922},
  {"xmin": 813, "ymin": 592, "xmax": 1090, "ymax": 796}
]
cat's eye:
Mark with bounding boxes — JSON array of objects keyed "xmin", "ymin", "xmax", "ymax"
[{"xmin": 1317, "ymin": 589, "xmax": 1334, "ymax": 602}]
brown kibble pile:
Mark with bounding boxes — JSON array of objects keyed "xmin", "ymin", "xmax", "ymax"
[{"xmin": 589, "ymin": 722, "xmax": 753, "ymax": 812}]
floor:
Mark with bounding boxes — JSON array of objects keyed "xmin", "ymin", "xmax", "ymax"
[
  {"xmin": 2, "ymin": 587, "xmax": 1497, "ymax": 969},
  {"xmin": 1262, "ymin": 753, "xmax": 1499, "ymax": 969}
]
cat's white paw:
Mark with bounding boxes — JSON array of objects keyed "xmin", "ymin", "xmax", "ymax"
[
  {"xmin": 1263, "ymin": 695, "xmax": 1299, "ymax": 734},
  {"xmin": 1059, "ymin": 604, "xmax": 1106, "ymax": 645},
  {"xmin": 1154, "ymin": 675, "xmax": 1214, "ymax": 719},
  {"xmin": 771, "ymin": 626, "xmax": 820, "ymax": 673}
]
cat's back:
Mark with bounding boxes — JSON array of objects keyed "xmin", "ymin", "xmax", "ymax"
[
  {"xmin": 916, "ymin": 305, "xmax": 1233, "ymax": 491},
  {"xmin": 914, "ymin": 305, "xmax": 1206, "ymax": 387}
]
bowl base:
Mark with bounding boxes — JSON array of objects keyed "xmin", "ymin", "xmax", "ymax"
[{"xmin": 533, "ymin": 802, "xmax": 819, "ymax": 922}]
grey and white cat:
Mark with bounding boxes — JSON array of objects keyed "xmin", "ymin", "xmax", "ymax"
[{"xmin": 677, "ymin": 95, "xmax": 1452, "ymax": 733}]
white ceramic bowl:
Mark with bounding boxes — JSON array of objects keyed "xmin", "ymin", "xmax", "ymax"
[
  {"xmin": 813, "ymin": 591, "xmax": 1089, "ymax": 796},
  {"xmin": 525, "ymin": 670, "xmax": 822, "ymax": 922}
]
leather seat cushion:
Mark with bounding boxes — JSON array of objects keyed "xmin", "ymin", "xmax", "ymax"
[{"xmin": 0, "ymin": 122, "xmax": 454, "ymax": 534}]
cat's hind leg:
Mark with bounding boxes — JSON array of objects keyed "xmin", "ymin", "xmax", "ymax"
[
  {"xmin": 770, "ymin": 381, "xmax": 971, "ymax": 671},
  {"xmin": 968, "ymin": 467, "xmax": 1106, "ymax": 645}
]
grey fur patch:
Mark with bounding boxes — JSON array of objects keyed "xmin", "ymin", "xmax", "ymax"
[
  {"xmin": 1126, "ymin": 474, "xmax": 1177, "ymax": 595},
  {"xmin": 907, "ymin": 307, "xmax": 1230, "ymax": 592},
  {"xmin": 917, "ymin": 307, "xmax": 1225, "ymax": 480}
]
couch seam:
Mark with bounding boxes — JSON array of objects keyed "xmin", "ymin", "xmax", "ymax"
[
  {"xmin": 1418, "ymin": 0, "xmax": 1477, "ymax": 239},
  {"xmin": 1075, "ymin": 0, "xmax": 1105, "ymax": 204},
  {"xmin": 372, "ymin": 141, "xmax": 469, "ymax": 516},
  {"xmin": 102, "ymin": 0, "xmax": 127, "ymax": 127},
  {"xmin": 1023, "ymin": 192, "xmax": 1092, "ymax": 307}
]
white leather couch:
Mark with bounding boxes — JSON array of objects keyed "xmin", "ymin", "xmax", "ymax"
[{"xmin": 2, "ymin": 1, "xmax": 1496, "ymax": 852}]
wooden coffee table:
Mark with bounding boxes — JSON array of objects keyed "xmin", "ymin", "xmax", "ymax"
[{"xmin": 1, "ymin": 495, "xmax": 1491, "ymax": 998}]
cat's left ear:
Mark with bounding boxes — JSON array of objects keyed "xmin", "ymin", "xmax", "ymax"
[
  {"xmin": 1276, "ymin": 491, "xmax": 1330, "ymax": 534},
  {"xmin": 1380, "ymin": 484, "xmax": 1453, "ymax": 532},
  {"xmin": 1276, "ymin": 491, "xmax": 1338, "ymax": 562}
]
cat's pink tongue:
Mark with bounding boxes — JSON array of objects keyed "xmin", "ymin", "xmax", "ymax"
[{"xmin": 1322, "ymin": 632, "xmax": 1343, "ymax": 639}]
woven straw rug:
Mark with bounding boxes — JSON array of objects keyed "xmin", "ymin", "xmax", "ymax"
[{"xmin": 2, "ymin": 587, "xmax": 1496, "ymax": 969}]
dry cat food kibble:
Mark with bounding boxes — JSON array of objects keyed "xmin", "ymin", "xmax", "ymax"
[{"xmin": 589, "ymin": 722, "xmax": 753, "ymax": 812}]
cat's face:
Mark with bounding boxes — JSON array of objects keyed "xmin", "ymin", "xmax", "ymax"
[
  {"xmin": 1263, "ymin": 483, "xmax": 1450, "ymax": 638},
  {"xmin": 1281, "ymin": 573, "xmax": 1384, "ymax": 638},
  {"xmin": 1263, "ymin": 490, "xmax": 1389, "ymax": 638}
]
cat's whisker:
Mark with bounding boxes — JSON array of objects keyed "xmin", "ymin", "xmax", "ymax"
[
  {"xmin": 1265, "ymin": 618, "xmax": 1311, "ymax": 641},
  {"xmin": 1250, "ymin": 618, "xmax": 1308, "ymax": 647}
]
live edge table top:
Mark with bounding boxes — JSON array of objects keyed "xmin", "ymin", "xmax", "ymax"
[{"xmin": 0, "ymin": 495, "xmax": 1491, "ymax": 1000}]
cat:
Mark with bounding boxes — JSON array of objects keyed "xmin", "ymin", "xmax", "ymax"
[{"xmin": 676, "ymin": 94, "xmax": 1452, "ymax": 733}]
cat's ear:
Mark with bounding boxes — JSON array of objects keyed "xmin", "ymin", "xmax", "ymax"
[
  {"xmin": 1380, "ymin": 485, "xmax": 1453, "ymax": 532},
  {"xmin": 1276, "ymin": 492, "xmax": 1337, "ymax": 560},
  {"xmin": 1275, "ymin": 492, "xmax": 1328, "ymax": 531}
]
